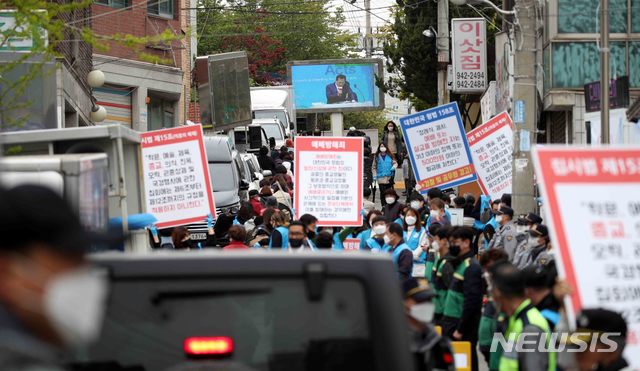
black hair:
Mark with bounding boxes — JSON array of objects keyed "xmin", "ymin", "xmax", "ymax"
[
  {"xmin": 383, "ymin": 188, "xmax": 398, "ymax": 198},
  {"xmin": 299, "ymin": 213, "xmax": 318, "ymax": 226},
  {"xmin": 371, "ymin": 216, "xmax": 387, "ymax": 226},
  {"xmin": 288, "ymin": 220, "xmax": 306, "ymax": 231},
  {"xmin": 259, "ymin": 146, "xmax": 269, "ymax": 156},
  {"xmin": 316, "ymin": 231, "xmax": 333, "ymax": 249},
  {"xmin": 363, "ymin": 187, "xmax": 371, "ymax": 198},
  {"xmin": 451, "ymin": 226, "xmax": 475, "ymax": 243},
  {"xmin": 479, "ymin": 249, "xmax": 509, "ymax": 268},
  {"xmin": 428, "ymin": 224, "xmax": 441, "ymax": 237},
  {"xmin": 336, "ymin": 74, "xmax": 346, "ymax": 80},
  {"xmin": 453, "ymin": 196, "xmax": 466, "ymax": 208},
  {"xmin": 489, "ymin": 262, "xmax": 525, "ymax": 298},
  {"xmin": 269, "ymin": 137, "xmax": 276, "ymax": 148},
  {"xmin": 410, "ymin": 192, "xmax": 425, "ymax": 202},
  {"xmin": 427, "ymin": 187, "xmax": 443, "ymax": 201},
  {"xmin": 387, "ymin": 222, "xmax": 404, "ymax": 238},
  {"xmin": 434, "ymin": 226, "xmax": 451, "ymax": 239},
  {"xmin": 522, "ymin": 263, "xmax": 558, "ymax": 290}
]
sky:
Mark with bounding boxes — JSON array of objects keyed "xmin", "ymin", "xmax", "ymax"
[{"xmin": 330, "ymin": 0, "xmax": 396, "ymax": 32}]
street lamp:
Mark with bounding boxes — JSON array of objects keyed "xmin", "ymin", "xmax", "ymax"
[
  {"xmin": 449, "ymin": 0, "xmax": 516, "ymax": 15},
  {"xmin": 422, "ymin": 26, "xmax": 437, "ymax": 38},
  {"xmin": 90, "ymin": 104, "xmax": 107, "ymax": 122}
]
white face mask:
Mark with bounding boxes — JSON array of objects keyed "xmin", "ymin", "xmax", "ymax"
[
  {"xmin": 410, "ymin": 201, "xmax": 422, "ymax": 210},
  {"xmin": 385, "ymin": 197, "xmax": 396, "ymax": 205},
  {"xmin": 380, "ymin": 147, "xmax": 387, "ymax": 153},
  {"xmin": 383, "ymin": 234, "xmax": 392, "ymax": 245},
  {"xmin": 373, "ymin": 225, "xmax": 387, "ymax": 236},
  {"xmin": 496, "ymin": 215, "xmax": 504, "ymax": 223},
  {"xmin": 45, "ymin": 268, "xmax": 109, "ymax": 347},
  {"xmin": 526, "ymin": 238, "xmax": 541, "ymax": 249},
  {"xmin": 430, "ymin": 210, "xmax": 440, "ymax": 218},
  {"xmin": 405, "ymin": 216, "xmax": 417, "ymax": 226},
  {"xmin": 431, "ymin": 240, "xmax": 439, "ymax": 251},
  {"xmin": 410, "ymin": 302, "xmax": 435, "ymax": 324}
]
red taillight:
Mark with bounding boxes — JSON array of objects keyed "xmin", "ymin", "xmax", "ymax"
[
  {"xmin": 184, "ymin": 337, "xmax": 234, "ymax": 357},
  {"xmin": 442, "ymin": 352, "xmax": 454, "ymax": 364}
]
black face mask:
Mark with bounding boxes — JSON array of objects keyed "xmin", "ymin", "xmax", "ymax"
[
  {"xmin": 307, "ymin": 231, "xmax": 316, "ymax": 240},
  {"xmin": 289, "ymin": 238, "xmax": 304, "ymax": 248},
  {"xmin": 449, "ymin": 244, "xmax": 461, "ymax": 257}
]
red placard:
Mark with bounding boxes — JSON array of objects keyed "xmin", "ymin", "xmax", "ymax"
[
  {"xmin": 294, "ymin": 137, "xmax": 364, "ymax": 227},
  {"xmin": 140, "ymin": 125, "xmax": 216, "ymax": 228},
  {"xmin": 343, "ymin": 238, "xmax": 361, "ymax": 251}
]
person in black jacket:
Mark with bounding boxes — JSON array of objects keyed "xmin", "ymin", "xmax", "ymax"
[{"xmin": 257, "ymin": 146, "xmax": 275, "ymax": 172}]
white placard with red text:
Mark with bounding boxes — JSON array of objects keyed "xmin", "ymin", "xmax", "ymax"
[
  {"xmin": 452, "ymin": 18, "xmax": 487, "ymax": 93},
  {"xmin": 533, "ymin": 147, "xmax": 640, "ymax": 368},
  {"xmin": 140, "ymin": 125, "xmax": 216, "ymax": 228},
  {"xmin": 294, "ymin": 137, "xmax": 363, "ymax": 226},
  {"xmin": 343, "ymin": 238, "xmax": 361, "ymax": 251},
  {"xmin": 467, "ymin": 111, "xmax": 514, "ymax": 201}
]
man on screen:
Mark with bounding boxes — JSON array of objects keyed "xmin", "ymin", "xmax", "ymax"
[{"xmin": 326, "ymin": 74, "xmax": 358, "ymax": 104}]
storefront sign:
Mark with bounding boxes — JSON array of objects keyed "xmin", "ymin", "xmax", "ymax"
[{"xmin": 452, "ymin": 18, "xmax": 487, "ymax": 93}]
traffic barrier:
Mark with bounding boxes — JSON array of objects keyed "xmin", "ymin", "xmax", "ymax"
[{"xmin": 451, "ymin": 341, "xmax": 472, "ymax": 371}]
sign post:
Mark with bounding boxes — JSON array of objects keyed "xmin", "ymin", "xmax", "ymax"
[
  {"xmin": 400, "ymin": 102, "xmax": 477, "ymax": 191},
  {"xmin": 294, "ymin": 137, "xmax": 363, "ymax": 226},
  {"xmin": 467, "ymin": 111, "xmax": 514, "ymax": 201},
  {"xmin": 533, "ymin": 146, "xmax": 640, "ymax": 368},
  {"xmin": 140, "ymin": 125, "xmax": 216, "ymax": 228}
]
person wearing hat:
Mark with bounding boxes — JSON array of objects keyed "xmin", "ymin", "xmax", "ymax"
[
  {"xmin": 402, "ymin": 278, "xmax": 456, "ymax": 371},
  {"xmin": 512, "ymin": 213, "xmax": 544, "ymax": 267},
  {"xmin": 489, "ymin": 262, "xmax": 556, "ymax": 371},
  {"xmin": 382, "ymin": 188, "xmax": 405, "ymax": 222},
  {"xmin": 572, "ymin": 309, "xmax": 630, "ymax": 371},
  {"xmin": 522, "ymin": 263, "xmax": 562, "ymax": 329},
  {"xmin": 487, "ymin": 206, "xmax": 519, "ymax": 260},
  {"xmin": 521, "ymin": 224, "xmax": 553, "ymax": 268},
  {"xmin": 0, "ymin": 185, "xmax": 112, "ymax": 369}
]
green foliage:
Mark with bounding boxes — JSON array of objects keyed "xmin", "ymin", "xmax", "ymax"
[
  {"xmin": 197, "ymin": 0, "xmax": 359, "ymax": 85},
  {"xmin": 343, "ymin": 110, "xmax": 388, "ymax": 131}
]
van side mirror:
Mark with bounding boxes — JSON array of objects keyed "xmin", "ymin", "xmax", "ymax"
[{"xmin": 240, "ymin": 180, "xmax": 250, "ymax": 191}]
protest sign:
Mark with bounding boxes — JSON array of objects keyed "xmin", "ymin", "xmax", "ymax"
[
  {"xmin": 343, "ymin": 238, "xmax": 361, "ymax": 251},
  {"xmin": 294, "ymin": 137, "xmax": 363, "ymax": 226},
  {"xmin": 140, "ymin": 125, "xmax": 216, "ymax": 228},
  {"xmin": 467, "ymin": 111, "xmax": 514, "ymax": 201},
  {"xmin": 533, "ymin": 147, "xmax": 640, "ymax": 367},
  {"xmin": 400, "ymin": 102, "xmax": 476, "ymax": 191}
]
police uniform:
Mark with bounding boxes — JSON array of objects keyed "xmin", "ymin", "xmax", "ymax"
[
  {"xmin": 488, "ymin": 207, "xmax": 519, "ymax": 260},
  {"xmin": 512, "ymin": 213, "xmax": 544, "ymax": 267}
]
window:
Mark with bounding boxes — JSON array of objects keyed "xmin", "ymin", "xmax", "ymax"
[
  {"xmin": 551, "ymin": 42, "xmax": 626, "ymax": 88},
  {"xmin": 147, "ymin": 95, "xmax": 175, "ymax": 130},
  {"xmin": 148, "ymin": 0, "xmax": 174, "ymax": 18},
  {"xmin": 262, "ymin": 123, "xmax": 284, "ymax": 140},
  {"xmin": 95, "ymin": 0, "xmax": 128, "ymax": 8},
  {"xmin": 558, "ymin": 0, "xmax": 627, "ymax": 33}
]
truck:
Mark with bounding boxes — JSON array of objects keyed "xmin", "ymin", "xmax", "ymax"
[{"xmin": 250, "ymin": 86, "xmax": 296, "ymax": 136}]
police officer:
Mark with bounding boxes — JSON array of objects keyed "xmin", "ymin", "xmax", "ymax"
[
  {"xmin": 522, "ymin": 224, "xmax": 553, "ymax": 267},
  {"xmin": 572, "ymin": 309, "xmax": 631, "ymax": 371},
  {"xmin": 522, "ymin": 263, "xmax": 562, "ymax": 329},
  {"xmin": 489, "ymin": 262, "xmax": 556, "ymax": 371},
  {"xmin": 487, "ymin": 206, "xmax": 518, "ymax": 260},
  {"xmin": 512, "ymin": 213, "xmax": 544, "ymax": 268}
]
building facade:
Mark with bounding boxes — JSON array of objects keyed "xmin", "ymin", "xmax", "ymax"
[{"xmin": 91, "ymin": 0, "xmax": 196, "ymax": 131}]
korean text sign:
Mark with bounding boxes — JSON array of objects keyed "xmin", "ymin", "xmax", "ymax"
[
  {"xmin": 533, "ymin": 147, "xmax": 640, "ymax": 368},
  {"xmin": 140, "ymin": 125, "xmax": 216, "ymax": 228},
  {"xmin": 400, "ymin": 102, "xmax": 477, "ymax": 191},
  {"xmin": 467, "ymin": 111, "xmax": 514, "ymax": 201},
  {"xmin": 294, "ymin": 137, "xmax": 363, "ymax": 226},
  {"xmin": 452, "ymin": 18, "xmax": 487, "ymax": 93}
]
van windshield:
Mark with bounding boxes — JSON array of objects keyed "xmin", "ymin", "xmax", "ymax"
[
  {"xmin": 254, "ymin": 110, "xmax": 287, "ymax": 125},
  {"xmin": 209, "ymin": 163, "xmax": 236, "ymax": 192},
  {"xmin": 69, "ymin": 277, "xmax": 372, "ymax": 371},
  {"xmin": 261, "ymin": 123, "xmax": 283, "ymax": 141}
]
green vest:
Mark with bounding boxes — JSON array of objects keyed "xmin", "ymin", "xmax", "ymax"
[
  {"xmin": 432, "ymin": 257, "xmax": 448, "ymax": 315},
  {"xmin": 498, "ymin": 299, "xmax": 556, "ymax": 371},
  {"xmin": 442, "ymin": 257, "xmax": 471, "ymax": 319},
  {"xmin": 425, "ymin": 253, "xmax": 438, "ymax": 282},
  {"xmin": 478, "ymin": 297, "xmax": 497, "ymax": 347}
]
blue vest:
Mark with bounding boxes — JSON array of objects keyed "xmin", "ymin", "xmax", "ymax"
[
  {"xmin": 394, "ymin": 217, "xmax": 404, "ymax": 227},
  {"xmin": 269, "ymin": 226, "xmax": 289, "ymax": 250},
  {"xmin": 404, "ymin": 228, "xmax": 426, "ymax": 263},
  {"xmin": 391, "ymin": 242, "xmax": 413, "ymax": 268},
  {"xmin": 332, "ymin": 231, "xmax": 355, "ymax": 251},
  {"xmin": 376, "ymin": 154, "xmax": 394, "ymax": 178},
  {"xmin": 307, "ymin": 239, "xmax": 318, "ymax": 251},
  {"xmin": 357, "ymin": 229, "xmax": 372, "ymax": 250},
  {"xmin": 366, "ymin": 237, "xmax": 390, "ymax": 253}
]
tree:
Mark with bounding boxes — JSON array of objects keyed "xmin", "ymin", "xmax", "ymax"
[
  {"xmin": 197, "ymin": 0, "xmax": 358, "ymax": 85},
  {"xmin": 344, "ymin": 111, "xmax": 388, "ymax": 132}
]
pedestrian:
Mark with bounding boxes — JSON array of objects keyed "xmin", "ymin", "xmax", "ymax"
[
  {"xmin": 382, "ymin": 188, "xmax": 404, "ymax": 222},
  {"xmin": 373, "ymin": 142, "xmax": 398, "ymax": 206},
  {"xmin": 431, "ymin": 226, "xmax": 455, "ymax": 325},
  {"xmin": 274, "ymin": 164, "xmax": 293, "ymax": 189},
  {"xmin": 521, "ymin": 224, "xmax": 552, "ymax": 267},
  {"xmin": 441, "ymin": 227, "xmax": 483, "ymax": 371},
  {"xmin": 403, "ymin": 208, "xmax": 428, "ymax": 278},
  {"xmin": 363, "ymin": 146, "xmax": 374, "ymax": 194},
  {"xmin": 249, "ymin": 207, "xmax": 276, "ymax": 247},
  {"xmin": 488, "ymin": 262, "xmax": 556, "ymax": 371},
  {"xmin": 268, "ymin": 210, "xmax": 289, "ymax": 249},
  {"xmin": 382, "ymin": 120, "xmax": 405, "ymax": 164},
  {"xmin": 409, "ymin": 192, "xmax": 429, "ymax": 224},
  {"xmin": 426, "ymin": 198, "xmax": 451, "ymax": 227},
  {"xmin": 512, "ymin": 212, "xmax": 544, "ymax": 268},
  {"xmin": 315, "ymin": 231, "xmax": 334, "ymax": 249},
  {"xmin": 0, "ymin": 185, "xmax": 112, "ymax": 369},
  {"xmin": 491, "ymin": 199, "xmax": 501, "ymax": 212},
  {"xmin": 172, "ymin": 222, "xmax": 216, "ymax": 249},
  {"xmin": 487, "ymin": 206, "xmax": 518, "ymax": 259},
  {"xmin": 359, "ymin": 210, "xmax": 383, "ymax": 250},
  {"xmin": 224, "ymin": 225, "xmax": 250, "ymax": 249},
  {"xmin": 522, "ymin": 263, "xmax": 562, "ymax": 329},
  {"xmin": 287, "ymin": 221, "xmax": 315, "ymax": 251},
  {"xmin": 386, "ymin": 222, "xmax": 414, "ymax": 283},
  {"xmin": 363, "ymin": 187, "xmax": 376, "ymax": 215},
  {"xmin": 452, "ymin": 196, "xmax": 467, "ymax": 209},
  {"xmin": 477, "ymin": 249, "xmax": 509, "ymax": 369},
  {"xmin": 366, "ymin": 216, "xmax": 390, "ymax": 252},
  {"xmin": 249, "ymin": 189, "xmax": 264, "ymax": 216},
  {"xmin": 236, "ymin": 201, "xmax": 256, "ymax": 234},
  {"xmin": 299, "ymin": 213, "xmax": 319, "ymax": 248},
  {"xmin": 257, "ymin": 145, "xmax": 275, "ymax": 172},
  {"xmin": 571, "ymin": 309, "xmax": 630, "ymax": 371}
]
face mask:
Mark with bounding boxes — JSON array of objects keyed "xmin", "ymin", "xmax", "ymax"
[
  {"xmin": 405, "ymin": 216, "xmax": 417, "ymax": 226},
  {"xmin": 515, "ymin": 225, "xmax": 527, "ymax": 234},
  {"xmin": 307, "ymin": 231, "xmax": 316, "ymax": 240},
  {"xmin": 410, "ymin": 302, "xmax": 435, "ymax": 324},
  {"xmin": 410, "ymin": 201, "xmax": 422, "ymax": 210},
  {"xmin": 380, "ymin": 147, "xmax": 387, "ymax": 153},
  {"xmin": 526, "ymin": 238, "xmax": 541, "ymax": 249},
  {"xmin": 373, "ymin": 225, "xmax": 387, "ymax": 235},
  {"xmin": 45, "ymin": 268, "xmax": 109, "ymax": 347},
  {"xmin": 449, "ymin": 244, "xmax": 461, "ymax": 257},
  {"xmin": 289, "ymin": 238, "xmax": 304, "ymax": 248},
  {"xmin": 430, "ymin": 210, "xmax": 440, "ymax": 218},
  {"xmin": 431, "ymin": 240, "xmax": 439, "ymax": 251},
  {"xmin": 496, "ymin": 215, "xmax": 504, "ymax": 223},
  {"xmin": 385, "ymin": 197, "xmax": 396, "ymax": 204},
  {"xmin": 383, "ymin": 234, "xmax": 392, "ymax": 245}
]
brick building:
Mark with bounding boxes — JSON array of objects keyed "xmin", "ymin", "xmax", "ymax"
[{"xmin": 91, "ymin": 0, "xmax": 197, "ymax": 131}]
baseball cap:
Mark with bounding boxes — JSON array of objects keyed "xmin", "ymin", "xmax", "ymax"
[
  {"xmin": 529, "ymin": 224, "xmax": 549, "ymax": 238},
  {"xmin": 402, "ymin": 278, "xmax": 435, "ymax": 303},
  {"xmin": 496, "ymin": 206, "xmax": 514, "ymax": 218},
  {"xmin": 0, "ymin": 185, "xmax": 119, "ymax": 253},
  {"xmin": 518, "ymin": 212, "xmax": 543, "ymax": 225},
  {"xmin": 576, "ymin": 308, "xmax": 628, "ymax": 338}
]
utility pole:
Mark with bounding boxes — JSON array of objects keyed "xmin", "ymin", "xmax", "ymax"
[
  {"xmin": 364, "ymin": 0, "xmax": 372, "ymax": 57},
  {"xmin": 511, "ymin": 0, "xmax": 538, "ymax": 214},
  {"xmin": 600, "ymin": 0, "xmax": 610, "ymax": 144},
  {"xmin": 436, "ymin": 0, "xmax": 450, "ymax": 105}
]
